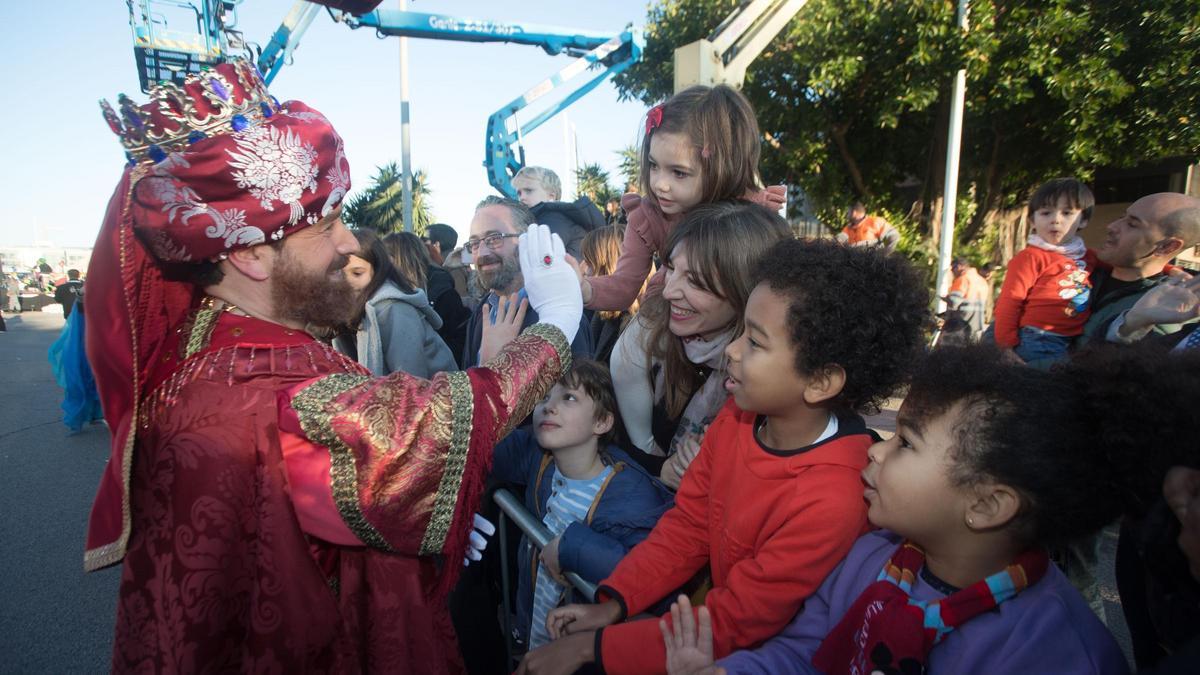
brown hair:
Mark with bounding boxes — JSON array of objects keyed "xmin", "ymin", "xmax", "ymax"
[
  {"xmin": 641, "ymin": 201, "xmax": 791, "ymax": 416},
  {"xmin": 382, "ymin": 231, "xmax": 431, "ymax": 290},
  {"xmin": 582, "ymin": 225, "xmax": 648, "ymax": 321},
  {"xmin": 639, "ymin": 85, "xmax": 763, "ymax": 208},
  {"xmin": 1028, "ymin": 177, "xmax": 1095, "ymax": 223},
  {"xmin": 559, "ymin": 358, "xmax": 620, "ymax": 446}
]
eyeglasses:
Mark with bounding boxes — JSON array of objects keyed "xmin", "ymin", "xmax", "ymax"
[{"xmin": 464, "ymin": 233, "xmax": 519, "ymax": 253}]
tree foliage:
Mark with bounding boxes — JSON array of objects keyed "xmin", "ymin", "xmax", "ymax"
[
  {"xmin": 617, "ymin": 145, "xmax": 642, "ymax": 192},
  {"xmin": 342, "ymin": 163, "xmax": 434, "ymax": 235},
  {"xmin": 575, "ymin": 163, "xmax": 621, "ymax": 206},
  {"xmin": 614, "ymin": 0, "xmax": 1200, "ymax": 256}
]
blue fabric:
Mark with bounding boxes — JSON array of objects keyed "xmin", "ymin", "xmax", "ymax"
[
  {"xmin": 1014, "ymin": 326, "xmax": 1072, "ymax": 367},
  {"xmin": 47, "ymin": 307, "xmax": 103, "ymax": 432},
  {"xmin": 490, "ymin": 428, "xmax": 674, "ymax": 643},
  {"xmin": 529, "ymin": 465, "xmax": 614, "ymax": 648}
]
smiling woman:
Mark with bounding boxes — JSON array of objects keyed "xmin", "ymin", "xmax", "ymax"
[{"xmin": 609, "ymin": 201, "xmax": 790, "ymax": 488}]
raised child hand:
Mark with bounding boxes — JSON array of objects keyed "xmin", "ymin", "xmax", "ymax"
[
  {"xmin": 479, "ymin": 293, "xmax": 528, "ymax": 363},
  {"xmin": 661, "ymin": 594, "xmax": 723, "ymax": 675}
]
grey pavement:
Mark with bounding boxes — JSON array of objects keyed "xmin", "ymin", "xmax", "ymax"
[{"xmin": 0, "ymin": 311, "xmax": 120, "ymax": 673}]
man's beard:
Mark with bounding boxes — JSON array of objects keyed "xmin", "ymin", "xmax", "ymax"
[
  {"xmin": 271, "ymin": 248, "xmax": 358, "ymax": 329},
  {"xmin": 475, "ymin": 250, "xmax": 522, "ymax": 294}
]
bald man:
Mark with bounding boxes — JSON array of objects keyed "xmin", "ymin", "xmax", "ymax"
[{"xmin": 1078, "ymin": 192, "xmax": 1200, "ymax": 346}]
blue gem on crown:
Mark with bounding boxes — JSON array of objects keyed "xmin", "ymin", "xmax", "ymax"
[{"xmin": 98, "ymin": 59, "xmax": 278, "ymax": 165}]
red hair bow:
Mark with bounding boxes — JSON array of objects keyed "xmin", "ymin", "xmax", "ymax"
[{"xmin": 645, "ymin": 104, "xmax": 664, "ymax": 135}]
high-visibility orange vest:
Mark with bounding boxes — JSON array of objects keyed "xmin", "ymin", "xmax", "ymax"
[{"xmin": 841, "ymin": 215, "xmax": 891, "ymax": 245}]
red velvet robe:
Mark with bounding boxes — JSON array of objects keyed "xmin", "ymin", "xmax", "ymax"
[{"xmin": 110, "ymin": 308, "xmax": 569, "ymax": 673}]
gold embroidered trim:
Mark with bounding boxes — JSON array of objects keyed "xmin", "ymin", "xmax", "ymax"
[
  {"xmin": 184, "ymin": 307, "xmax": 221, "ymax": 358},
  {"xmin": 84, "ymin": 164, "xmax": 149, "ymax": 573},
  {"xmin": 291, "ymin": 373, "xmax": 392, "ymax": 551},
  {"xmin": 522, "ymin": 323, "xmax": 572, "ymax": 373},
  {"xmin": 418, "ymin": 371, "xmax": 476, "ymax": 555}
]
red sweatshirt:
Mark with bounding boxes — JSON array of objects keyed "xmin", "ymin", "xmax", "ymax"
[
  {"xmin": 594, "ymin": 400, "xmax": 872, "ymax": 674},
  {"xmin": 992, "ymin": 246, "xmax": 1099, "ymax": 348}
]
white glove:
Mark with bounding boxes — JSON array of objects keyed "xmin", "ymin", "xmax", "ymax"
[
  {"xmin": 463, "ymin": 513, "xmax": 496, "ymax": 567},
  {"xmin": 518, "ymin": 223, "xmax": 583, "ymax": 344}
]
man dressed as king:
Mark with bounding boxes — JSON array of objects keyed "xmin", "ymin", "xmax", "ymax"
[{"xmin": 84, "ymin": 59, "xmax": 582, "ymax": 672}]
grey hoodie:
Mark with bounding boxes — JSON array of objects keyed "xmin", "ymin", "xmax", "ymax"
[{"xmin": 335, "ymin": 280, "xmax": 457, "ymax": 378}]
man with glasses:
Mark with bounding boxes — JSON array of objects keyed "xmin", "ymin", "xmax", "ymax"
[{"xmin": 461, "ymin": 196, "xmax": 594, "ymax": 369}]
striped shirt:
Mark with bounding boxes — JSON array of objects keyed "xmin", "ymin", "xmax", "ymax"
[{"xmin": 528, "ymin": 464, "xmax": 614, "ymax": 648}]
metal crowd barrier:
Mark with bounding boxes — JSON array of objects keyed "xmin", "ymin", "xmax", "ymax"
[{"xmin": 493, "ymin": 488, "xmax": 598, "ymax": 667}]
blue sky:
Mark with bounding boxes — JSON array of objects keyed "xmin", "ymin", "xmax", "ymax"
[{"xmin": 0, "ymin": 1, "xmax": 652, "ymax": 247}]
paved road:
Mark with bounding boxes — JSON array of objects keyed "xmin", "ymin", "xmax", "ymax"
[{"xmin": 0, "ymin": 311, "xmax": 120, "ymax": 672}]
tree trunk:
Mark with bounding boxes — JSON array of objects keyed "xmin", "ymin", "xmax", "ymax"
[
  {"xmin": 960, "ymin": 128, "xmax": 1004, "ymax": 244},
  {"xmin": 995, "ymin": 206, "xmax": 1028, "ymax": 264},
  {"xmin": 914, "ymin": 91, "xmax": 952, "ymax": 237},
  {"xmin": 830, "ymin": 122, "xmax": 868, "ymax": 197}
]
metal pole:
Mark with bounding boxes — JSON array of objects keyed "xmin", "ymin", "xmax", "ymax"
[
  {"xmin": 399, "ymin": 0, "xmax": 414, "ymax": 233},
  {"xmin": 563, "ymin": 112, "xmax": 576, "ymax": 199},
  {"xmin": 935, "ymin": 0, "xmax": 969, "ymax": 313},
  {"xmin": 493, "ymin": 489, "xmax": 598, "ymax": 600}
]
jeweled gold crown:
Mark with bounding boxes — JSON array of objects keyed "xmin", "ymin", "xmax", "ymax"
[{"xmin": 100, "ymin": 59, "xmax": 280, "ymax": 165}]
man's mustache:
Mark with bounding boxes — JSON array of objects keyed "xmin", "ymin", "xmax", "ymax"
[
  {"xmin": 475, "ymin": 253, "xmax": 503, "ymax": 267},
  {"xmin": 328, "ymin": 254, "xmax": 350, "ymax": 274}
]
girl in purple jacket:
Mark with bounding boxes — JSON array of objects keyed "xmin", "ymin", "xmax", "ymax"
[{"xmin": 664, "ymin": 345, "xmax": 1197, "ymax": 675}]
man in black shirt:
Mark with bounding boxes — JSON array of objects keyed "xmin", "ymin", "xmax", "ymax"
[{"xmin": 54, "ymin": 269, "xmax": 84, "ymax": 319}]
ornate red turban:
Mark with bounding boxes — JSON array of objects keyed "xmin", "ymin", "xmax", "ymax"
[{"xmin": 84, "ymin": 60, "xmax": 352, "ymax": 569}]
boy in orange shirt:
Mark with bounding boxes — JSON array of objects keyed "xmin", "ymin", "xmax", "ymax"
[{"xmin": 991, "ymin": 178, "xmax": 1098, "ymax": 366}]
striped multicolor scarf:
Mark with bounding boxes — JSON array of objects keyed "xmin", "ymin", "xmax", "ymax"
[{"xmin": 813, "ymin": 540, "xmax": 1049, "ymax": 674}]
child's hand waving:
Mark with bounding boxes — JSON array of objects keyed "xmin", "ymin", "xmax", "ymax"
[
  {"xmin": 479, "ymin": 293, "xmax": 528, "ymax": 363},
  {"xmin": 660, "ymin": 594, "xmax": 723, "ymax": 675}
]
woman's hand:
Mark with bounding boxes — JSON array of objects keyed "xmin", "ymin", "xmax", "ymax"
[
  {"xmin": 660, "ymin": 435, "xmax": 702, "ymax": 490},
  {"xmin": 479, "ymin": 293, "xmax": 528, "ymax": 363},
  {"xmin": 661, "ymin": 595, "xmax": 723, "ymax": 675},
  {"xmin": 546, "ymin": 600, "xmax": 622, "ymax": 640}
]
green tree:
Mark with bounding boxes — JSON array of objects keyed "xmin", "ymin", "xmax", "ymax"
[
  {"xmin": 617, "ymin": 144, "xmax": 642, "ymax": 192},
  {"xmin": 615, "ymin": 0, "xmax": 1200, "ymax": 259},
  {"xmin": 575, "ymin": 163, "xmax": 621, "ymax": 206},
  {"xmin": 342, "ymin": 163, "xmax": 434, "ymax": 235}
]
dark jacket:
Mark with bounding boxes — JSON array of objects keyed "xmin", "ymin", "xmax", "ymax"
[
  {"xmin": 461, "ymin": 290, "xmax": 594, "ymax": 369},
  {"xmin": 530, "ymin": 198, "xmax": 607, "ymax": 260},
  {"xmin": 426, "ymin": 264, "xmax": 471, "ymax": 368},
  {"xmin": 490, "ymin": 428, "xmax": 674, "ymax": 644},
  {"xmin": 1077, "ymin": 270, "xmax": 1173, "ymax": 348}
]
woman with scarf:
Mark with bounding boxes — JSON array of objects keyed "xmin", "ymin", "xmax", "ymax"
[{"xmin": 609, "ymin": 202, "xmax": 790, "ymax": 489}]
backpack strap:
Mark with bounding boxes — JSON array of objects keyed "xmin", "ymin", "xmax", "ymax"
[
  {"xmin": 533, "ymin": 453, "xmax": 554, "ymax": 519},
  {"xmin": 585, "ymin": 462, "xmax": 624, "ymax": 526}
]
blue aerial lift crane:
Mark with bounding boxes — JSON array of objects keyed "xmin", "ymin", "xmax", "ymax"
[{"xmin": 124, "ymin": 0, "xmax": 643, "ymax": 198}]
